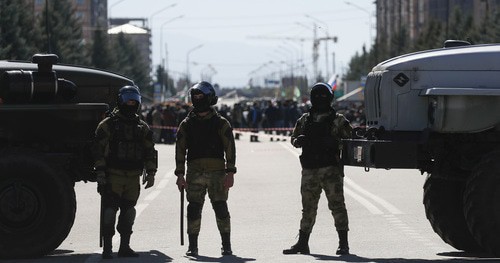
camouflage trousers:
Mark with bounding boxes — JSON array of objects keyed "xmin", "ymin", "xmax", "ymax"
[
  {"xmin": 186, "ymin": 170, "xmax": 230, "ymax": 235},
  {"xmin": 299, "ymin": 165, "xmax": 349, "ymax": 233}
]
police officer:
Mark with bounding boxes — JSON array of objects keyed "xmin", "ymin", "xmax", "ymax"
[
  {"xmin": 175, "ymin": 81, "xmax": 237, "ymax": 256},
  {"xmin": 93, "ymin": 85, "xmax": 158, "ymax": 259},
  {"xmin": 283, "ymin": 82, "xmax": 352, "ymax": 255}
]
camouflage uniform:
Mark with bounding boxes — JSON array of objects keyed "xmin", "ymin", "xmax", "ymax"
[
  {"xmin": 93, "ymin": 108, "xmax": 157, "ymax": 243},
  {"xmin": 175, "ymin": 108, "xmax": 236, "ymax": 235},
  {"xmin": 291, "ymin": 110, "xmax": 352, "ymax": 233}
]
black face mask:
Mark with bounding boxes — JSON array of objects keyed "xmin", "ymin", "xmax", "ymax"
[
  {"xmin": 311, "ymin": 96, "xmax": 331, "ymax": 112},
  {"xmin": 192, "ymin": 96, "xmax": 211, "ymax": 112},
  {"xmin": 119, "ymin": 104, "xmax": 138, "ymax": 118}
]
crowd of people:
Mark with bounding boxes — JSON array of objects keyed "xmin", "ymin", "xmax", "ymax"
[{"xmin": 140, "ymin": 98, "xmax": 365, "ymax": 144}]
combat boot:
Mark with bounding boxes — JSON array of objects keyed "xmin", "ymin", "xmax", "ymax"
[
  {"xmin": 283, "ymin": 230, "xmax": 310, "ymax": 254},
  {"xmin": 186, "ymin": 234, "xmax": 199, "ymax": 256},
  {"xmin": 336, "ymin": 230, "xmax": 349, "ymax": 255},
  {"xmin": 221, "ymin": 232, "xmax": 233, "ymax": 256},
  {"xmin": 117, "ymin": 234, "xmax": 139, "ymax": 257},
  {"xmin": 102, "ymin": 236, "xmax": 113, "ymax": 259}
]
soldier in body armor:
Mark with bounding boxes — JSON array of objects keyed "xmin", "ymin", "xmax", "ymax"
[
  {"xmin": 175, "ymin": 81, "xmax": 237, "ymax": 257},
  {"xmin": 93, "ymin": 85, "xmax": 158, "ymax": 259},
  {"xmin": 283, "ymin": 82, "xmax": 352, "ymax": 256}
]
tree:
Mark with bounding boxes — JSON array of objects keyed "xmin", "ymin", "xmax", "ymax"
[
  {"xmin": 39, "ymin": 0, "xmax": 89, "ymax": 65},
  {"xmin": 112, "ymin": 32, "xmax": 152, "ymax": 97},
  {"xmin": 90, "ymin": 27, "xmax": 116, "ymax": 70},
  {"xmin": 0, "ymin": 0, "xmax": 42, "ymax": 60}
]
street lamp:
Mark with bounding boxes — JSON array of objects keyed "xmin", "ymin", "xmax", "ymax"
[
  {"xmin": 160, "ymin": 15, "xmax": 184, "ymax": 68},
  {"xmin": 158, "ymin": 15, "xmax": 183, "ymax": 102},
  {"xmin": 186, "ymin": 44, "xmax": 204, "ymax": 84},
  {"xmin": 345, "ymin": 1, "xmax": 373, "ymax": 45},
  {"xmin": 109, "ymin": 0, "xmax": 128, "ymax": 17},
  {"xmin": 149, "ymin": 3, "xmax": 177, "ymax": 28}
]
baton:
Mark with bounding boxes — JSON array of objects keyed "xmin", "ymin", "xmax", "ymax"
[
  {"xmin": 99, "ymin": 193, "xmax": 104, "ymax": 247},
  {"xmin": 180, "ymin": 186, "xmax": 185, "ymax": 246}
]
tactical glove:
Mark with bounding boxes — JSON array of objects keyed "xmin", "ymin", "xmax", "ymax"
[
  {"xmin": 96, "ymin": 171, "xmax": 106, "ymax": 194},
  {"xmin": 143, "ymin": 173, "xmax": 155, "ymax": 189},
  {"xmin": 293, "ymin": 135, "xmax": 307, "ymax": 148},
  {"xmin": 96, "ymin": 171, "xmax": 106, "ymax": 185}
]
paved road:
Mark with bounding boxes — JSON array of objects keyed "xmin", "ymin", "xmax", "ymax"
[{"xmin": 4, "ymin": 132, "xmax": 499, "ymax": 262}]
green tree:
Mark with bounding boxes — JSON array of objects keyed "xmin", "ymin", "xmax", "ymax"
[
  {"xmin": 90, "ymin": 27, "xmax": 116, "ymax": 70},
  {"xmin": 40, "ymin": 0, "xmax": 88, "ymax": 65},
  {"xmin": 112, "ymin": 32, "xmax": 152, "ymax": 96},
  {"xmin": 0, "ymin": 0, "xmax": 42, "ymax": 60}
]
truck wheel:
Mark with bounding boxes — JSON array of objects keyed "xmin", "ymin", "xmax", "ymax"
[
  {"xmin": 0, "ymin": 153, "xmax": 76, "ymax": 259},
  {"xmin": 464, "ymin": 151, "xmax": 500, "ymax": 256},
  {"xmin": 423, "ymin": 175, "xmax": 481, "ymax": 252}
]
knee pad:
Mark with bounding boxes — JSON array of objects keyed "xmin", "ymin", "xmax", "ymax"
[
  {"xmin": 212, "ymin": 201, "xmax": 230, "ymax": 220},
  {"xmin": 103, "ymin": 207, "xmax": 118, "ymax": 225},
  {"xmin": 187, "ymin": 202, "xmax": 202, "ymax": 220}
]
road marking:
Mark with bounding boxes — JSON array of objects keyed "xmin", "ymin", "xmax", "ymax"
[
  {"xmin": 344, "ymin": 187, "xmax": 384, "ymax": 214},
  {"xmin": 278, "ymin": 142, "xmax": 401, "ymax": 215},
  {"xmin": 278, "ymin": 142, "xmax": 450, "ymax": 253},
  {"xmin": 137, "ymin": 168, "xmax": 174, "ymax": 217},
  {"xmin": 344, "ymin": 177, "xmax": 403, "ymax": 214},
  {"xmin": 84, "ymin": 169, "xmax": 174, "ymax": 263}
]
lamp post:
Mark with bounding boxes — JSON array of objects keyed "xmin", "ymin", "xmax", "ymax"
[
  {"xmin": 149, "ymin": 3, "xmax": 177, "ymax": 28},
  {"xmin": 345, "ymin": 1, "xmax": 373, "ymax": 45},
  {"xmin": 186, "ymin": 44, "xmax": 204, "ymax": 85},
  {"xmin": 109, "ymin": 0, "xmax": 128, "ymax": 18},
  {"xmin": 158, "ymin": 15, "xmax": 183, "ymax": 102}
]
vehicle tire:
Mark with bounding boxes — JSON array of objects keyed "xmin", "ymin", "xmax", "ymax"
[
  {"xmin": 464, "ymin": 151, "xmax": 500, "ymax": 256},
  {"xmin": 423, "ymin": 175, "xmax": 482, "ymax": 252},
  {"xmin": 0, "ymin": 152, "xmax": 76, "ymax": 259}
]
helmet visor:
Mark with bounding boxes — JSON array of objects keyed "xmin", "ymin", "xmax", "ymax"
[{"xmin": 121, "ymin": 92, "xmax": 141, "ymax": 104}]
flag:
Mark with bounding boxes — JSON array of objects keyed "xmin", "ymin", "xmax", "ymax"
[{"xmin": 328, "ymin": 74, "xmax": 339, "ymax": 91}]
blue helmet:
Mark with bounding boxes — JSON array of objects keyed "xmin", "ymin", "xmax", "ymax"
[
  {"xmin": 118, "ymin": 85, "xmax": 141, "ymax": 105},
  {"xmin": 117, "ymin": 85, "xmax": 141, "ymax": 118}
]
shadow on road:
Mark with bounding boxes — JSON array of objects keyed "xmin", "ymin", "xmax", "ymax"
[
  {"xmin": 308, "ymin": 251, "xmax": 500, "ymax": 262},
  {"xmin": 184, "ymin": 254, "xmax": 256, "ymax": 262},
  {"xmin": 12, "ymin": 249, "xmax": 175, "ymax": 263}
]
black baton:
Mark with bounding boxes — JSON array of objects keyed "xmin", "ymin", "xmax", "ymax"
[{"xmin": 180, "ymin": 186, "xmax": 185, "ymax": 246}]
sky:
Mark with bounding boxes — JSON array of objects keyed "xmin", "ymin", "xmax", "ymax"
[{"xmin": 109, "ymin": 0, "xmax": 376, "ymax": 88}]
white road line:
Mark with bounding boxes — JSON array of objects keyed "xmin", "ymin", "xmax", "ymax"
[
  {"xmin": 344, "ymin": 187, "xmax": 384, "ymax": 214},
  {"xmin": 344, "ymin": 177, "xmax": 403, "ymax": 215},
  {"xmin": 278, "ymin": 142, "xmax": 401, "ymax": 215},
  {"xmin": 85, "ymin": 169, "xmax": 174, "ymax": 263}
]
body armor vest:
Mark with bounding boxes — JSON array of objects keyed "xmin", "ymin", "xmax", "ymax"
[
  {"xmin": 107, "ymin": 116, "xmax": 146, "ymax": 170},
  {"xmin": 186, "ymin": 114, "xmax": 224, "ymax": 161},
  {"xmin": 300, "ymin": 112, "xmax": 339, "ymax": 169}
]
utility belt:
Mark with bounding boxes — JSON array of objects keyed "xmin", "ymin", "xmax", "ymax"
[
  {"xmin": 299, "ymin": 152, "xmax": 339, "ymax": 169},
  {"xmin": 107, "ymin": 158, "xmax": 144, "ymax": 170}
]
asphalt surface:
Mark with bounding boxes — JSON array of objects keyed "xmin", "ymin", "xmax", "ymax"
[{"xmin": 4, "ymin": 132, "xmax": 499, "ymax": 262}]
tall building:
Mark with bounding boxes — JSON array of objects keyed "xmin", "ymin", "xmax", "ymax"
[
  {"xmin": 108, "ymin": 18, "xmax": 152, "ymax": 76},
  {"xmin": 376, "ymin": 0, "xmax": 500, "ymax": 50},
  {"xmin": 32, "ymin": 0, "xmax": 108, "ymax": 45}
]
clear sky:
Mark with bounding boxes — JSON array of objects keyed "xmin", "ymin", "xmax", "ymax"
[{"xmin": 109, "ymin": 0, "xmax": 376, "ymax": 88}]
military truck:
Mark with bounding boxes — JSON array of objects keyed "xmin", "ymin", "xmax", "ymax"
[
  {"xmin": 342, "ymin": 41, "xmax": 500, "ymax": 256},
  {"xmin": 0, "ymin": 54, "xmax": 134, "ymax": 259}
]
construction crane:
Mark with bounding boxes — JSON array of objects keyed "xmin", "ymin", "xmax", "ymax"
[{"xmin": 248, "ymin": 33, "xmax": 338, "ymax": 81}]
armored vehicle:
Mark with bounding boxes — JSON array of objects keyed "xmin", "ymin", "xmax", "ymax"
[
  {"xmin": 0, "ymin": 54, "xmax": 134, "ymax": 259},
  {"xmin": 342, "ymin": 42, "xmax": 500, "ymax": 256}
]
